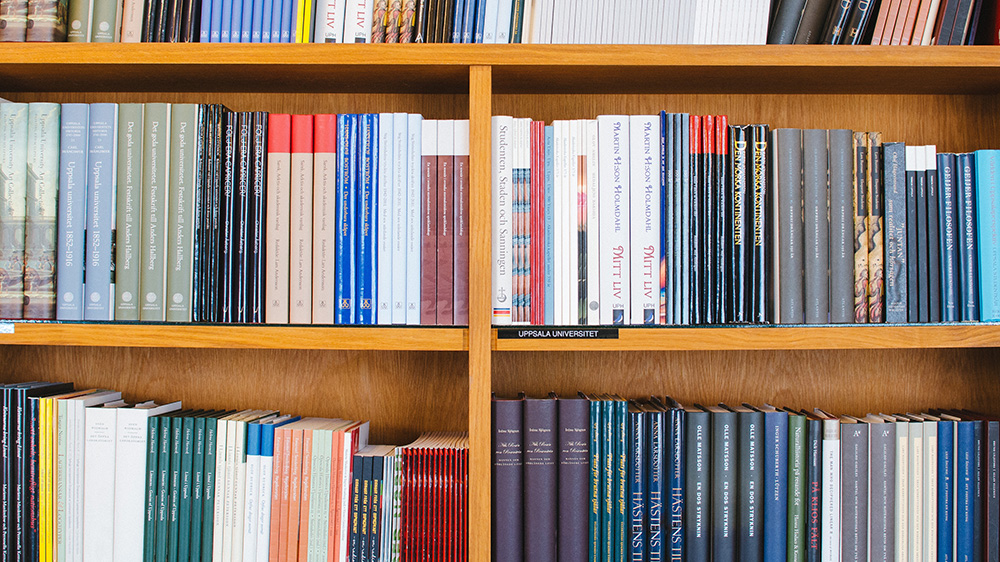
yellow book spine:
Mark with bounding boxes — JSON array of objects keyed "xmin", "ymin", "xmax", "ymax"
[
  {"xmin": 40, "ymin": 398, "xmax": 49, "ymax": 562},
  {"xmin": 47, "ymin": 398, "xmax": 56, "ymax": 562}
]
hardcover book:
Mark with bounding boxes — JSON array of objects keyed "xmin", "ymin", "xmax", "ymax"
[
  {"xmin": 0, "ymin": 102, "xmax": 27, "ymax": 319},
  {"xmin": 114, "ymin": 104, "xmax": 144, "ymax": 321},
  {"xmin": 84, "ymin": 103, "xmax": 119, "ymax": 322},
  {"xmin": 55, "ymin": 103, "xmax": 89, "ymax": 321},
  {"xmin": 22, "ymin": 103, "xmax": 59, "ymax": 320}
]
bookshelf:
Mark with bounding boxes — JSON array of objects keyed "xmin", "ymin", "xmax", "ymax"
[{"xmin": 3, "ymin": 44, "xmax": 1000, "ymax": 562}]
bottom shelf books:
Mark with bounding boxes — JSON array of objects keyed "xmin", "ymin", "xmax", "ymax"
[
  {"xmin": 492, "ymin": 393, "xmax": 996, "ymax": 561},
  {"xmin": 3, "ymin": 381, "xmax": 468, "ymax": 562}
]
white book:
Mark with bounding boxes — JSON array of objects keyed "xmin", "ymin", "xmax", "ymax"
[
  {"xmin": 377, "ymin": 113, "xmax": 394, "ymax": 324},
  {"xmin": 629, "ymin": 115, "xmax": 660, "ymax": 324},
  {"xmin": 391, "ymin": 113, "xmax": 408, "ymax": 324},
  {"xmin": 312, "ymin": 116, "xmax": 336, "ymax": 325},
  {"xmin": 920, "ymin": 0, "xmax": 943, "ymax": 45},
  {"xmin": 482, "ymin": 0, "xmax": 501, "ymax": 42},
  {"xmin": 314, "ymin": 0, "xmax": 347, "ymax": 41},
  {"xmin": 266, "ymin": 115, "xmax": 291, "ymax": 324},
  {"xmin": 909, "ymin": 415, "xmax": 924, "ymax": 562},
  {"xmin": 82, "ymin": 403, "xmax": 126, "ymax": 562},
  {"xmin": 119, "ymin": 0, "xmax": 143, "ymax": 40},
  {"xmin": 68, "ymin": 391, "xmax": 121, "ymax": 561},
  {"xmin": 344, "ymin": 0, "xmax": 374, "ymax": 42},
  {"xmin": 338, "ymin": 422, "xmax": 371, "ymax": 556},
  {"xmin": 221, "ymin": 416, "xmax": 239, "ymax": 562},
  {"xmin": 495, "ymin": 0, "xmax": 514, "ymax": 42},
  {"xmin": 586, "ymin": 119, "xmax": 600, "ymax": 324},
  {"xmin": 233, "ymin": 413, "xmax": 269, "ymax": 562},
  {"xmin": 523, "ymin": 0, "xmax": 539, "ymax": 42},
  {"xmin": 769, "ymin": 129, "xmax": 781, "ymax": 323},
  {"xmin": 492, "ymin": 115, "xmax": 514, "ymax": 325},
  {"xmin": 243, "ymin": 432, "xmax": 259, "ymax": 562},
  {"xmin": 213, "ymin": 413, "xmax": 235, "ymax": 562},
  {"xmin": 598, "ymin": 115, "xmax": 631, "ymax": 324},
  {"xmin": 405, "ymin": 114, "xmax": 422, "ymax": 324},
  {"xmin": 890, "ymin": 415, "xmax": 909, "ymax": 562},
  {"xmin": 111, "ymin": 401, "xmax": 182, "ymax": 562},
  {"xmin": 820, "ymin": 415, "xmax": 841, "ymax": 562},
  {"xmin": 538, "ymin": 0, "xmax": 552, "ymax": 43},
  {"xmin": 552, "ymin": 121, "xmax": 564, "ymax": 324},
  {"xmin": 567, "ymin": 120, "xmax": 580, "ymax": 324},
  {"xmin": 290, "ymin": 116, "xmax": 314, "ymax": 324},
  {"xmin": 921, "ymin": 415, "xmax": 938, "ymax": 561}
]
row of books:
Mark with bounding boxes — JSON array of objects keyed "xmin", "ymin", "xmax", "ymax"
[
  {"xmin": 2, "ymin": 380, "xmax": 469, "ymax": 562},
  {"xmin": 768, "ymin": 0, "xmax": 996, "ymax": 45},
  {"xmin": 492, "ymin": 393, "xmax": 999, "ymax": 561},
  {"xmin": 0, "ymin": 101, "xmax": 469, "ymax": 325},
  {"xmin": 490, "ymin": 113, "xmax": 1000, "ymax": 326}
]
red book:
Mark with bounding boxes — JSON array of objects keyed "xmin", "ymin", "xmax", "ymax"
[
  {"xmin": 690, "ymin": 116, "xmax": 702, "ymax": 323},
  {"xmin": 899, "ymin": 0, "xmax": 923, "ymax": 43},
  {"xmin": 874, "ymin": 0, "xmax": 904, "ymax": 43},
  {"xmin": 703, "ymin": 115, "xmax": 715, "ymax": 323},
  {"xmin": 912, "ymin": 0, "xmax": 938, "ymax": 42},
  {"xmin": 420, "ymin": 120, "xmax": 438, "ymax": 325},
  {"xmin": 312, "ymin": 114, "xmax": 337, "ymax": 324},
  {"xmin": 529, "ymin": 120, "xmax": 542, "ymax": 325},
  {"xmin": 453, "ymin": 120, "xmax": 470, "ymax": 326},
  {"xmin": 436, "ymin": 120, "xmax": 455, "ymax": 325},
  {"xmin": 890, "ymin": 0, "xmax": 918, "ymax": 43}
]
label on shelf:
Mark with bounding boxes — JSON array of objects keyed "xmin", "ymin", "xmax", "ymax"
[
  {"xmin": 0, "ymin": 323, "xmax": 14, "ymax": 333},
  {"xmin": 496, "ymin": 327, "xmax": 619, "ymax": 339}
]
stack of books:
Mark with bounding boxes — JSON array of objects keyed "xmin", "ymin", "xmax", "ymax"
[
  {"xmin": 493, "ymin": 393, "xmax": 998, "ymax": 561},
  {"xmin": 491, "ymin": 114, "xmax": 1000, "ymax": 326},
  {"xmin": 0, "ymin": 101, "xmax": 469, "ymax": 325},
  {"xmin": 1, "ymin": 380, "xmax": 468, "ymax": 561}
]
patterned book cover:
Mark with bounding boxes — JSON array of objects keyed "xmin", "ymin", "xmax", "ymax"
[
  {"xmin": 0, "ymin": 102, "xmax": 27, "ymax": 319},
  {"xmin": 868, "ymin": 132, "xmax": 885, "ymax": 322},
  {"xmin": 853, "ymin": 131, "xmax": 870, "ymax": 323},
  {"xmin": 23, "ymin": 103, "xmax": 59, "ymax": 320},
  {"xmin": 25, "ymin": 0, "xmax": 66, "ymax": 40},
  {"xmin": 371, "ymin": 0, "xmax": 387, "ymax": 41},
  {"xmin": 385, "ymin": 0, "xmax": 401, "ymax": 41},
  {"xmin": 0, "ymin": 0, "xmax": 28, "ymax": 40},
  {"xmin": 398, "ymin": 0, "xmax": 414, "ymax": 41}
]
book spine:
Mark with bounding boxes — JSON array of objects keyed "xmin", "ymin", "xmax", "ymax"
[
  {"xmin": 335, "ymin": 114, "xmax": 356, "ymax": 324},
  {"xmin": 177, "ymin": 415, "xmax": 195, "ymax": 562},
  {"xmin": 750, "ymin": 125, "xmax": 770, "ymax": 324},
  {"xmin": 668, "ymin": 407, "xmax": 684, "ymax": 559},
  {"xmin": 190, "ymin": 416, "xmax": 206, "ymax": 561},
  {"xmin": 906, "ymin": 146, "xmax": 920, "ymax": 322},
  {"xmin": 405, "ymin": 114, "xmax": 422, "ymax": 324},
  {"xmin": 793, "ymin": 0, "xmax": 836, "ymax": 43},
  {"xmin": 250, "ymin": 112, "xmax": 267, "ymax": 322},
  {"xmin": 0, "ymin": 102, "xmax": 27, "ymax": 320},
  {"xmin": 289, "ymin": 113, "xmax": 314, "ymax": 323},
  {"xmin": 645, "ymin": 406, "xmax": 664, "ymax": 562},
  {"xmin": 868, "ymin": 132, "xmax": 885, "ymax": 322},
  {"xmin": 977, "ymin": 150, "xmax": 1000, "ymax": 320},
  {"xmin": 776, "ymin": 128, "xmax": 804, "ymax": 324},
  {"xmin": 436, "ymin": 119, "xmax": 454, "ymax": 325},
  {"xmin": 730, "ymin": 125, "xmax": 749, "ymax": 324},
  {"xmin": 25, "ymin": 0, "xmax": 68, "ymax": 40},
  {"xmin": 523, "ymin": 398, "xmax": 557, "ymax": 561},
  {"xmin": 956, "ymin": 421, "xmax": 975, "ymax": 561},
  {"xmin": 844, "ymin": 0, "xmax": 876, "ymax": 42},
  {"xmin": 23, "ymin": 103, "xmax": 59, "ymax": 320},
  {"xmin": 767, "ymin": 0, "xmax": 808, "ymax": 42},
  {"xmin": 821, "ymin": 0, "xmax": 856, "ymax": 43},
  {"xmin": 853, "ymin": 131, "xmax": 870, "ymax": 323},
  {"xmin": 957, "ymin": 152, "xmax": 979, "ymax": 320},
  {"xmin": 917, "ymin": 146, "xmax": 931, "ymax": 322},
  {"xmin": 821, "ymin": 419, "xmax": 841, "ymax": 562},
  {"xmin": 739, "ymin": 410, "xmax": 764, "ymax": 561},
  {"xmin": 312, "ymin": 114, "xmax": 338, "ymax": 324},
  {"xmin": 391, "ymin": 113, "xmax": 408, "ymax": 325},
  {"xmin": 869, "ymin": 422, "xmax": 895, "ymax": 562},
  {"xmin": 585, "ymin": 120, "xmax": 600, "ymax": 326},
  {"xmin": 137, "ymin": 103, "xmax": 169, "ymax": 321},
  {"xmin": 763, "ymin": 411, "xmax": 788, "ymax": 560},
  {"xmin": 711, "ymin": 409, "xmax": 736, "ymax": 561},
  {"xmin": 493, "ymin": 398, "xmax": 523, "ymax": 562},
  {"xmin": 940, "ymin": 153, "xmax": 960, "ymax": 321},
  {"xmin": 82, "ymin": 407, "xmax": 118, "ymax": 561},
  {"xmin": 597, "ymin": 115, "xmax": 631, "ymax": 325},
  {"xmin": 628, "ymin": 407, "xmax": 646, "ymax": 561},
  {"xmin": 166, "ymin": 416, "xmax": 183, "ymax": 561},
  {"xmin": 883, "ymin": 142, "xmax": 908, "ymax": 323},
  {"xmin": 166, "ymin": 104, "xmax": 198, "ymax": 322},
  {"xmin": 420, "ymin": 119, "xmax": 438, "ymax": 325},
  {"xmin": 615, "ymin": 400, "xmax": 628, "ymax": 562},
  {"xmin": 89, "ymin": 0, "xmax": 119, "ymax": 40},
  {"xmin": 827, "ymin": 129, "xmax": 853, "ymax": 323},
  {"xmin": 454, "ymin": 119, "xmax": 470, "ymax": 325},
  {"xmin": 787, "ymin": 414, "xmax": 807, "ymax": 561},
  {"xmin": 603, "ymin": 399, "xmax": 615, "ymax": 561},
  {"xmin": 255, "ymin": 424, "xmax": 274, "ymax": 562},
  {"xmin": 629, "ymin": 115, "xmax": 659, "ymax": 324},
  {"xmin": 376, "ymin": 113, "xmax": 393, "ymax": 324},
  {"xmin": 803, "ymin": 129, "xmax": 830, "ymax": 324},
  {"xmin": 939, "ymin": 420, "xmax": 954, "ymax": 560},
  {"xmin": 55, "ymin": 104, "xmax": 89, "ymax": 321},
  {"xmin": 840, "ymin": 423, "xmax": 869, "ymax": 561},
  {"xmin": 805, "ymin": 418, "xmax": 821, "ymax": 562},
  {"xmin": 543, "ymin": 124, "xmax": 555, "ymax": 325},
  {"xmin": 114, "ymin": 104, "xmax": 143, "ymax": 321},
  {"xmin": 218, "ymin": 111, "xmax": 238, "ymax": 322},
  {"xmin": 357, "ymin": 113, "xmax": 377, "ymax": 325},
  {"xmin": 84, "ymin": 103, "xmax": 119, "ymax": 321}
]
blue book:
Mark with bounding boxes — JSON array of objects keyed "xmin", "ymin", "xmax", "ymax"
[
  {"xmin": 268, "ymin": 0, "xmax": 282, "ymax": 41},
  {"xmin": 279, "ymin": 0, "xmax": 291, "ymax": 41},
  {"xmin": 955, "ymin": 418, "xmax": 977, "ymax": 561},
  {"xmin": 680, "ymin": 114, "xmax": 691, "ymax": 325},
  {"xmin": 357, "ymin": 114, "xmax": 377, "ymax": 325},
  {"xmin": 543, "ymin": 125, "xmax": 554, "ymax": 325},
  {"xmin": 230, "ymin": 0, "xmax": 245, "ymax": 41},
  {"xmin": 628, "ymin": 403, "xmax": 646, "ymax": 561},
  {"xmin": 220, "ymin": 0, "xmax": 233, "ymax": 41},
  {"xmin": 250, "ymin": 0, "xmax": 264, "ymax": 41},
  {"xmin": 976, "ymin": 150, "xmax": 1000, "ymax": 321},
  {"xmin": 972, "ymin": 416, "xmax": 984, "ymax": 561},
  {"xmin": 84, "ymin": 103, "xmax": 117, "ymax": 321},
  {"xmin": 737, "ymin": 406, "xmax": 764, "ymax": 562},
  {"xmin": 660, "ymin": 111, "xmax": 670, "ymax": 325},
  {"xmin": 461, "ymin": 0, "xmax": 476, "ymax": 42},
  {"xmin": 707, "ymin": 405, "xmax": 736, "ymax": 562},
  {"xmin": 939, "ymin": 153, "xmax": 960, "ymax": 322},
  {"xmin": 56, "ymin": 104, "xmax": 89, "ymax": 321},
  {"xmin": 956, "ymin": 152, "xmax": 980, "ymax": 321},
  {"xmin": 665, "ymin": 399, "xmax": 684, "ymax": 560},
  {"xmin": 602, "ymin": 398, "xmax": 614, "ymax": 561},
  {"xmin": 473, "ymin": 0, "xmax": 487, "ymax": 41},
  {"xmin": 883, "ymin": 142, "xmax": 908, "ymax": 323},
  {"xmin": 614, "ymin": 399, "xmax": 628, "ymax": 562},
  {"xmin": 645, "ymin": 400, "xmax": 665, "ymax": 561},
  {"xmin": 240, "ymin": 0, "xmax": 254, "ymax": 41},
  {"xmin": 336, "ymin": 114, "xmax": 357, "ymax": 324},
  {"xmin": 939, "ymin": 418, "xmax": 955, "ymax": 562},
  {"xmin": 452, "ymin": 0, "xmax": 465, "ymax": 42},
  {"xmin": 761, "ymin": 405, "xmax": 788, "ymax": 561},
  {"xmin": 586, "ymin": 395, "xmax": 600, "ymax": 562},
  {"xmin": 199, "ymin": 0, "xmax": 212, "ymax": 41},
  {"xmin": 260, "ymin": 0, "xmax": 272, "ymax": 41}
]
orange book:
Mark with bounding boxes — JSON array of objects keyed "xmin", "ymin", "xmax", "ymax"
[
  {"xmin": 326, "ymin": 428, "xmax": 344, "ymax": 562},
  {"xmin": 911, "ymin": 0, "xmax": 937, "ymax": 43},
  {"xmin": 296, "ymin": 423, "xmax": 316, "ymax": 562},
  {"xmin": 282, "ymin": 424, "xmax": 304, "ymax": 562},
  {"xmin": 890, "ymin": 0, "xmax": 919, "ymax": 43},
  {"xmin": 899, "ymin": 0, "xmax": 924, "ymax": 43},
  {"xmin": 873, "ymin": 0, "xmax": 904, "ymax": 43},
  {"xmin": 269, "ymin": 426, "xmax": 288, "ymax": 562}
]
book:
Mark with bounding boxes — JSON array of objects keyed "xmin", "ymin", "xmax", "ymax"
[
  {"xmin": 883, "ymin": 142, "xmax": 908, "ymax": 323},
  {"xmin": 776, "ymin": 128, "xmax": 804, "ymax": 324},
  {"xmin": 84, "ymin": 103, "xmax": 118, "ymax": 322},
  {"xmin": 803, "ymin": 129, "xmax": 830, "ymax": 324},
  {"xmin": 0, "ymin": 102, "xmax": 27, "ymax": 320},
  {"xmin": 839, "ymin": 417, "xmax": 869, "ymax": 561},
  {"xmin": 976, "ymin": 149, "xmax": 1000, "ymax": 320},
  {"xmin": 597, "ymin": 115, "xmax": 631, "ymax": 325},
  {"xmin": 491, "ymin": 395, "xmax": 523, "ymax": 562},
  {"xmin": 290, "ymin": 114, "xmax": 314, "ymax": 324},
  {"xmin": 852, "ymin": 131, "xmax": 870, "ymax": 323},
  {"xmin": 265, "ymin": 114, "xmax": 291, "ymax": 323},
  {"xmin": 523, "ymin": 396, "xmax": 557, "ymax": 560},
  {"xmin": 956, "ymin": 152, "xmax": 979, "ymax": 320},
  {"xmin": 629, "ymin": 115, "xmax": 660, "ymax": 325},
  {"xmin": 376, "ymin": 113, "xmax": 392, "ymax": 324},
  {"xmin": 312, "ymin": 113, "xmax": 337, "ymax": 324},
  {"xmin": 829, "ymin": 129, "xmax": 855, "ymax": 324},
  {"xmin": 867, "ymin": 132, "xmax": 885, "ymax": 322},
  {"xmin": 22, "ymin": 103, "xmax": 59, "ymax": 321},
  {"xmin": 114, "ymin": 104, "xmax": 143, "ymax": 321},
  {"xmin": 454, "ymin": 119, "xmax": 470, "ymax": 325},
  {"xmin": 357, "ymin": 113, "xmax": 377, "ymax": 326},
  {"xmin": 436, "ymin": 119, "xmax": 455, "ymax": 325},
  {"xmin": 940, "ymin": 152, "xmax": 960, "ymax": 321},
  {"xmin": 420, "ymin": 118, "xmax": 438, "ymax": 325},
  {"xmin": 55, "ymin": 104, "xmax": 89, "ymax": 321},
  {"xmin": 166, "ymin": 104, "xmax": 200, "ymax": 323}
]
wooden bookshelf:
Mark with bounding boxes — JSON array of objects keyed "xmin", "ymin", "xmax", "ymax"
[{"xmin": 3, "ymin": 44, "xmax": 1000, "ymax": 562}]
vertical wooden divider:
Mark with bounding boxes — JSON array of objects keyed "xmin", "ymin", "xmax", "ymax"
[{"xmin": 468, "ymin": 64, "xmax": 493, "ymax": 562}]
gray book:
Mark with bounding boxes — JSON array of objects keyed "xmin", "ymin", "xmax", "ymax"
[
  {"xmin": 840, "ymin": 417, "xmax": 869, "ymax": 562},
  {"xmin": 0, "ymin": 102, "xmax": 28, "ymax": 319},
  {"xmin": 866, "ymin": 415, "xmax": 896, "ymax": 562},
  {"xmin": 829, "ymin": 129, "xmax": 854, "ymax": 324},
  {"xmin": 23, "ymin": 103, "xmax": 59, "ymax": 320},
  {"xmin": 776, "ymin": 128, "xmax": 804, "ymax": 324},
  {"xmin": 89, "ymin": 0, "xmax": 118, "ymax": 41},
  {"xmin": 139, "ymin": 103, "xmax": 170, "ymax": 321},
  {"xmin": 166, "ymin": 104, "xmax": 199, "ymax": 323},
  {"xmin": 767, "ymin": 0, "xmax": 808, "ymax": 44},
  {"xmin": 803, "ymin": 129, "xmax": 829, "ymax": 324},
  {"xmin": 883, "ymin": 143, "xmax": 908, "ymax": 323},
  {"xmin": 84, "ymin": 103, "xmax": 118, "ymax": 321},
  {"xmin": 65, "ymin": 0, "xmax": 90, "ymax": 41},
  {"xmin": 115, "ymin": 103, "xmax": 143, "ymax": 321},
  {"xmin": 56, "ymin": 103, "xmax": 89, "ymax": 321}
]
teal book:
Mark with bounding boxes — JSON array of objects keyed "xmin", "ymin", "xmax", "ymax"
[
  {"xmin": 586, "ymin": 394, "xmax": 600, "ymax": 562},
  {"xmin": 202, "ymin": 415, "xmax": 220, "ymax": 562},
  {"xmin": 786, "ymin": 409, "xmax": 807, "ymax": 562},
  {"xmin": 601, "ymin": 397, "xmax": 613, "ymax": 562},
  {"xmin": 143, "ymin": 415, "xmax": 161, "ymax": 562},
  {"xmin": 614, "ymin": 398, "xmax": 627, "ymax": 562},
  {"xmin": 976, "ymin": 149, "xmax": 1000, "ymax": 321},
  {"xmin": 190, "ymin": 414, "xmax": 207, "ymax": 561},
  {"xmin": 23, "ymin": 102, "xmax": 59, "ymax": 320},
  {"xmin": 167, "ymin": 414, "xmax": 184, "ymax": 562},
  {"xmin": 177, "ymin": 414, "xmax": 195, "ymax": 562},
  {"xmin": 115, "ymin": 103, "xmax": 143, "ymax": 321},
  {"xmin": 155, "ymin": 412, "xmax": 176, "ymax": 562}
]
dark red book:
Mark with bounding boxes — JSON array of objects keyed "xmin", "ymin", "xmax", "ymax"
[
  {"xmin": 421, "ymin": 120, "xmax": 438, "ymax": 325},
  {"xmin": 702, "ymin": 115, "xmax": 715, "ymax": 324},
  {"xmin": 690, "ymin": 115, "xmax": 703, "ymax": 325},
  {"xmin": 436, "ymin": 120, "xmax": 454, "ymax": 325},
  {"xmin": 453, "ymin": 121, "xmax": 470, "ymax": 326}
]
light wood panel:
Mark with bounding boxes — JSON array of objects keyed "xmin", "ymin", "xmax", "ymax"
[
  {"xmin": 493, "ymin": 324, "xmax": 1000, "ymax": 351},
  {"xmin": 493, "ymin": 347, "xmax": 1000, "ymax": 418},
  {"xmin": 0, "ymin": 323, "xmax": 466, "ymax": 350},
  {"xmin": 0, "ymin": 346, "xmax": 467, "ymax": 445}
]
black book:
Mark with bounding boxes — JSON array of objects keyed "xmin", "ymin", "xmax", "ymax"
[
  {"xmin": 750, "ymin": 125, "xmax": 771, "ymax": 324},
  {"xmin": 523, "ymin": 396, "xmax": 557, "ymax": 561},
  {"xmin": 859, "ymin": 0, "xmax": 883, "ymax": 43},
  {"xmin": 556, "ymin": 395, "xmax": 589, "ymax": 562},
  {"xmin": 803, "ymin": 411, "xmax": 822, "ymax": 562},
  {"xmin": 179, "ymin": 0, "xmax": 197, "ymax": 41},
  {"xmin": 662, "ymin": 398, "xmax": 685, "ymax": 559},
  {"xmin": 190, "ymin": 105, "xmax": 207, "ymax": 323},
  {"xmin": 966, "ymin": 0, "xmax": 986, "ymax": 44},
  {"xmin": 2, "ymin": 384, "xmax": 14, "ymax": 562},
  {"xmin": 935, "ymin": 0, "xmax": 963, "ymax": 44},
  {"xmin": 219, "ymin": 110, "xmax": 238, "ymax": 323},
  {"xmin": 235, "ymin": 112, "xmax": 252, "ymax": 323},
  {"xmin": 917, "ymin": 148, "xmax": 930, "ymax": 323},
  {"xmin": 794, "ymin": 0, "xmax": 836, "ymax": 42},
  {"xmin": 250, "ymin": 112, "xmax": 267, "ymax": 323},
  {"xmin": 820, "ymin": 0, "xmax": 855, "ymax": 43},
  {"xmin": 165, "ymin": 0, "xmax": 182, "ymax": 41},
  {"xmin": 643, "ymin": 399, "xmax": 666, "ymax": 562},
  {"xmin": 142, "ymin": 0, "xmax": 160, "ymax": 41},
  {"xmin": 25, "ymin": 397, "xmax": 37, "ymax": 562},
  {"xmin": 842, "ymin": 0, "xmax": 876, "ymax": 44},
  {"xmin": 906, "ymin": 147, "xmax": 919, "ymax": 322},
  {"xmin": 927, "ymin": 151, "xmax": 942, "ymax": 323},
  {"xmin": 729, "ymin": 125, "xmax": 750, "ymax": 324},
  {"xmin": 702, "ymin": 117, "xmax": 715, "ymax": 325},
  {"xmin": 716, "ymin": 119, "xmax": 730, "ymax": 325},
  {"xmin": 205, "ymin": 106, "xmax": 225, "ymax": 322},
  {"xmin": 433, "ymin": 0, "xmax": 447, "ymax": 42},
  {"xmin": 358, "ymin": 453, "xmax": 372, "ymax": 562},
  {"xmin": 767, "ymin": 0, "xmax": 809, "ymax": 43},
  {"xmin": 627, "ymin": 402, "xmax": 646, "ymax": 560},
  {"xmin": 683, "ymin": 405, "xmax": 710, "ymax": 560},
  {"xmin": 368, "ymin": 452, "xmax": 384, "ymax": 562},
  {"xmin": 415, "ymin": 0, "xmax": 430, "ymax": 42},
  {"xmin": 491, "ymin": 395, "xmax": 523, "ymax": 562},
  {"xmin": 705, "ymin": 404, "xmax": 737, "ymax": 562},
  {"xmin": 440, "ymin": 0, "xmax": 455, "ymax": 42},
  {"xmin": 733, "ymin": 405, "xmax": 764, "ymax": 561},
  {"xmin": 949, "ymin": 0, "xmax": 978, "ymax": 44},
  {"xmin": 690, "ymin": 116, "xmax": 703, "ymax": 325},
  {"xmin": 956, "ymin": 153, "xmax": 979, "ymax": 321},
  {"xmin": 155, "ymin": 0, "xmax": 171, "ymax": 40}
]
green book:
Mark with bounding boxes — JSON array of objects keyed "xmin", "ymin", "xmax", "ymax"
[
  {"xmin": 167, "ymin": 413, "xmax": 186, "ymax": 562},
  {"xmin": 202, "ymin": 415, "xmax": 220, "ymax": 562},
  {"xmin": 156, "ymin": 412, "xmax": 176, "ymax": 562},
  {"xmin": 586, "ymin": 396, "xmax": 600, "ymax": 562},
  {"xmin": 139, "ymin": 103, "xmax": 170, "ymax": 321},
  {"xmin": 88, "ymin": 0, "xmax": 118, "ymax": 41},
  {"xmin": 65, "ymin": 0, "xmax": 88, "ymax": 41},
  {"xmin": 24, "ymin": 102, "xmax": 59, "ymax": 320},
  {"xmin": 143, "ymin": 415, "xmax": 160, "ymax": 562},
  {"xmin": 115, "ymin": 103, "xmax": 143, "ymax": 321},
  {"xmin": 786, "ymin": 409, "xmax": 807, "ymax": 562},
  {"xmin": 0, "ymin": 102, "xmax": 28, "ymax": 319},
  {"xmin": 190, "ymin": 414, "xmax": 207, "ymax": 561},
  {"xmin": 166, "ymin": 104, "xmax": 199, "ymax": 322},
  {"xmin": 177, "ymin": 414, "xmax": 195, "ymax": 562}
]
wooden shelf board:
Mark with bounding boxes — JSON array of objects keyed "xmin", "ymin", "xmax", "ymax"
[
  {"xmin": 3, "ymin": 44, "xmax": 1000, "ymax": 94},
  {"xmin": 492, "ymin": 324, "xmax": 1000, "ymax": 351},
  {"xmin": 0, "ymin": 322, "xmax": 467, "ymax": 350}
]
